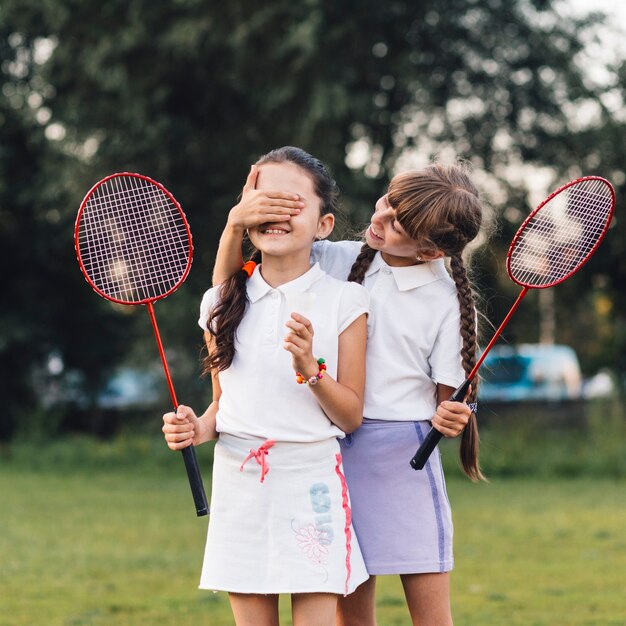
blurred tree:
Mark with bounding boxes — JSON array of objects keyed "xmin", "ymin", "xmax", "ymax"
[
  {"xmin": 0, "ymin": 0, "xmax": 622, "ymax": 438},
  {"xmin": 0, "ymin": 23, "xmax": 137, "ymax": 439}
]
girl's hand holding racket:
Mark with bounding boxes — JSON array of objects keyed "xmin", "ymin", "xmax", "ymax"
[
  {"xmin": 284, "ymin": 313, "xmax": 318, "ymax": 379},
  {"xmin": 163, "ymin": 405, "xmax": 202, "ymax": 450},
  {"xmin": 162, "ymin": 404, "xmax": 218, "ymax": 450},
  {"xmin": 227, "ymin": 165, "xmax": 304, "ymax": 232},
  {"xmin": 411, "ymin": 175, "xmax": 615, "ymax": 471},
  {"xmin": 431, "ymin": 400, "xmax": 472, "ymax": 438},
  {"xmin": 75, "ymin": 172, "xmax": 209, "ymax": 516}
]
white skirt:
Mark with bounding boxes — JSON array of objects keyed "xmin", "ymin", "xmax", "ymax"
[{"xmin": 199, "ymin": 434, "xmax": 368, "ymax": 595}]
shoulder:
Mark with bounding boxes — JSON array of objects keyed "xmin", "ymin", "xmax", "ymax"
[
  {"xmin": 327, "ymin": 273, "xmax": 368, "ymax": 307},
  {"xmin": 310, "ymin": 239, "xmax": 363, "ymax": 280},
  {"xmin": 424, "ymin": 269, "xmax": 464, "ymax": 330},
  {"xmin": 198, "ymin": 285, "xmax": 223, "ymax": 331},
  {"xmin": 422, "ymin": 261, "xmax": 458, "ymax": 301},
  {"xmin": 200, "ymin": 284, "xmax": 222, "ymax": 309},
  {"xmin": 312, "ymin": 272, "xmax": 369, "ymax": 313},
  {"xmin": 319, "ymin": 275, "xmax": 368, "ymax": 333},
  {"xmin": 312, "ymin": 238, "xmax": 363, "ymax": 258},
  {"xmin": 426, "ymin": 276, "xmax": 460, "ymax": 323},
  {"xmin": 339, "ymin": 278, "xmax": 369, "ymax": 301},
  {"xmin": 436, "ymin": 271, "xmax": 459, "ymax": 300},
  {"xmin": 316, "ymin": 271, "xmax": 368, "ymax": 299}
]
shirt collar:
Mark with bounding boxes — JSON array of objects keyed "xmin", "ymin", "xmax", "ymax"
[
  {"xmin": 246, "ymin": 262, "xmax": 325, "ymax": 302},
  {"xmin": 365, "ymin": 252, "xmax": 449, "ymax": 292}
]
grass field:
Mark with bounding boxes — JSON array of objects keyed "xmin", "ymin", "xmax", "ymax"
[{"xmin": 1, "ymin": 438, "xmax": 625, "ymax": 625}]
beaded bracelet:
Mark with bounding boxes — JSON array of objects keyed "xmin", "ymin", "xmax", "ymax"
[{"xmin": 296, "ymin": 358, "xmax": 327, "ymax": 385}]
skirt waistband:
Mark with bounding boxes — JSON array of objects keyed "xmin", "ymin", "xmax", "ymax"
[
  {"xmin": 361, "ymin": 417, "xmax": 430, "ymax": 427},
  {"xmin": 218, "ymin": 433, "xmax": 341, "ymax": 469}
]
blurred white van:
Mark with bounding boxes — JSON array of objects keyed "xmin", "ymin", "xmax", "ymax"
[{"xmin": 479, "ymin": 344, "xmax": 583, "ymax": 402}]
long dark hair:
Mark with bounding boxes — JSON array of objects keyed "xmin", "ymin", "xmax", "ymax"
[
  {"xmin": 204, "ymin": 147, "xmax": 338, "ymax": 374},
  {"xmin": 348, "ymin": 163, "xmax": 486, "ymax": 481}
]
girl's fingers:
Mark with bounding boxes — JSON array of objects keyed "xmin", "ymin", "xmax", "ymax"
[
  {"xmin": 432, "ymin": 411, "xmax": 468, "ymax": 436},
  {"xmin": 283, "ymin": 334, "xmax": 309, "ymax": 352},
  {"xmin": 254, "ymin": 204, "xmax": 301, "ymax": 217},
  {"xmin": 176, "ymin": 405, "xmax": 197, "ymax": 422},
  {"xmin": 163, "ymin": 411, "xmax": 188, "ymax": 426},
  {"xmin": 252, "ymin": 192, "xmax": 302, "ymax": 208},
  {"xmin": 432, "ymin": 411, "xmax": 465, "ymax": 434},
  {"xmin": 244, "ymin": 204, "xmax": 301, "ymax": 224},
  {"xmin": 289, "ymin": 312, "xmax": 313, "ymax": 330},
  {"xmin": 232, "ymin": 191, "xmax": 302, "ymax": 225},
  {"xmin": 258, "ymin": 214, "xmax": 293, "ymax": 223},
  {"xmin": 288, "ymin": 325, "xmax": 313, "ymax": 346},
  {"xmin": 432, "ymin": 422, "xmax": 460, "ymax": 438},
  {"xmin": 439, "ymin": 400, "xmax": 472, "ymax": 417},
  {"xmin": 163, "ymin": 406, "xmax": 196, "ymax": 451},
  {"xmin": 267, "ymin": 198, "xmax": 304, "ymax": 208},
  {"xmin": 166, "ymin": 437, "xmax": 193, "ymax": 450},
  {"xmin": 283, "ymin": 341, "xmax": 297, "ymax": 356},
  {"xmin": 285, "ymin": 319, "xmax": 309, "ymax": 335},
  {"xmin": 436, "ymin": 410, "xmax": 469, "ymax": 427},
  {"xmin": 265, "ymin": 191, "xmax": 302, "ymax": 202},
  {"xmin": 163, "ymin": 420, "xmax": 194, "ymax": 449},
  {"xmin": 165, "ymin": 430, "xmax": 194, "ymax": 443},
  {"xmin": 242, "ymin": 165, "xmax": 259, "ymax": 193},
  {"xmin": 436, "ymin": 416, "xmax": 466, "ymax": 432},
  {"xmin": 163, "ymin": 421, "xmax": 194, "ymax": 435}
]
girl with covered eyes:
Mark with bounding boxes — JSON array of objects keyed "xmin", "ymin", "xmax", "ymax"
[
  {"xmin": 212, "ymin": 160, "xmax": 486, "ymax": 625},
  {"xmin": 162, "ymin": 146, "xmax": 372, "ymax": 626}
]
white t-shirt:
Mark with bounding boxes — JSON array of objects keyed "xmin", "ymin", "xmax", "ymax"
[
  {"xmin": 311, "ymin": 240, "xmax": 465, "ymax": 421},
  {"xmin": 198, "ymin": 263, "xmax": 369, "ymax": 442}
]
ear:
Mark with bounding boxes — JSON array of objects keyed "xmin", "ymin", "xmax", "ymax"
[
  {"xmin": 315, "ymin": 213, "xmax": 335, "ymax": 241},
  {"xmin": 419, "ymin": 248, "xmax": 445, "ymax": 261}
]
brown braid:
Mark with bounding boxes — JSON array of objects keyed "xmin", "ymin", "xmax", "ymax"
[
  {"xmin": 450, "ymin": 254, "xmax": 485, "ymax": 482},
  {"xmin": 347, "ymin": 242, "xmax": 377, "ymax": 284}
]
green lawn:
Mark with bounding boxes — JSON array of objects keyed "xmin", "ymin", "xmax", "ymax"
[{"xmin": 1, "ymin": 446, "xmax": 625, "ymax": 625}]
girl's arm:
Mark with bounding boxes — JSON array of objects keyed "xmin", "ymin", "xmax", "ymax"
[
  {"xmin": 284, "ymin": 312, "xmax": 366, "ymax": 434},
  {"xmin": 161, "ymin": 333, "xmax": 223, "ymax": 448},
  {"xmin": 212, "ymin": 165, "xmax": 303, "ymax": 285},
  {"xmin": 213, "ymin": 222, "xmax": 245, "ymax": 286},
  {"xmin": 430, "ymin": 383, "xmax": 472, "ymax": 438}
]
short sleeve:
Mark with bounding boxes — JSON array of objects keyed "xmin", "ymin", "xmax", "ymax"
[
  {"xmin": 429, "ymin": 303, "xmax": 466, "ymax": 388},
  {"xmin": 310, "ymin": 240, "xmax": 363, "ymax": 281},
  {"xmin": 337, "ymin": 281, "xmax": 369, "ymax": 334},
  {"xmin": 198, "ymin": 287, "xmax": 220, "ymax": 332}
]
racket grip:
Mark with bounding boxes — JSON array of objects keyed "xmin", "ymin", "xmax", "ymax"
[
  {"xmin": 409, "ymin": 429, "xmax": 443, "ymax": 470},
  {"xmin": 181, "ymin": 445, "xmax": 209, "ymax": 517},
  {"xmin": 410, "ymin": 379, "xmax": 471, "ymax": 470}
]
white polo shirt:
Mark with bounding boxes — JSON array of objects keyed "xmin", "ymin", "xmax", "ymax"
[
  {"xmin": 311, "ymin": 240, "xmax": 465, "ymax": 421},
  {"xmin": 198, "ymin": 263, "xmax": 369, "ymax": 442}
]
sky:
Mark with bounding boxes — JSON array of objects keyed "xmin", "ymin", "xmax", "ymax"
[{"xmin": 564, "ymin": 0, "xmax": 626, "ymax": 72}]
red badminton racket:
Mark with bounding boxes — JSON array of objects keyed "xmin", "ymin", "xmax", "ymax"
[
  {"xmin": 411, "ymin": 175, "xmax": 615, "ymax": 471},
  {"xmin": 74, "ymin": 172, "xmax": 208, "ymax": 516}
]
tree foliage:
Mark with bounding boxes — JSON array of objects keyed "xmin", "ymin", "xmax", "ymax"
[{"xmin": 1, "ymin": 0, "xmax": 623, "ymax": 439}]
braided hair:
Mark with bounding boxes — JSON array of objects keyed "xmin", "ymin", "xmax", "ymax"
[{"xmin": 347, "ymin": 243, "xmax": 377, "ymax": 283}]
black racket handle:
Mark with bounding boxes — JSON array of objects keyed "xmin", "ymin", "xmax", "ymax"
[
  {"xmin": 181, "ymin": 445, "xmax": 209, "ymax": 516},
  {"xmin": 410, "ymin": 379, "xmax": 471, "ymax": 470}
]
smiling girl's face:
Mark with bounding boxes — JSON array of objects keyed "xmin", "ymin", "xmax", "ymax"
[
  {"xmin": 365, "ymin": 194, "xmax": 423, "ymax": 266},
  {"xmin": 247, "ymin": 162, "xmax": 334, "ymax": 260}
]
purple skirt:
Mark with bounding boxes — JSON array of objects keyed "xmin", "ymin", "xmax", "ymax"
[{"xmin": 339, "ymin": 419, "xmax": 453, "ymax": 575}]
